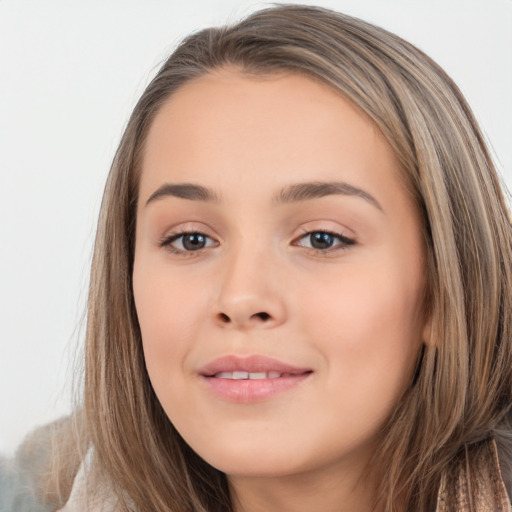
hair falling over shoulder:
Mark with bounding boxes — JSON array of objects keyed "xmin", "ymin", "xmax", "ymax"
[{"xmin": 45, "ymin": 5, "xmax": 511, "ymax": 512}]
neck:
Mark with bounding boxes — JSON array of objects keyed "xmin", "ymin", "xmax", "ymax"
[{"xmin": 228, "ymin": 460, "xmax": 385, "ymax": 512}]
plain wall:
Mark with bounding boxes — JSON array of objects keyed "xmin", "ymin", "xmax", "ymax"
[{"xmin": 1, "ymin": 0, "xmax": 511, "ymax": 455}]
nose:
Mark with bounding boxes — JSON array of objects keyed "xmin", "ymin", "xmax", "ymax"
[{"xmin": 212, "ymin": 247, "xmax": 287, "ymax": 330}]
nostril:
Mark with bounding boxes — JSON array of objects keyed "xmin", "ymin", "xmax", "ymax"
[
  {"xmin": 254, "ymin": 312, "xmax": 270, "ymax": 321},
  {"xmin": 216, "ymin": 311, "xmax": 272, "ymax": 325}
]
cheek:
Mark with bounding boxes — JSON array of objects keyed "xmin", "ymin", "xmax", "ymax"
[
  {"xmin": 133, "ymin": 260, "xmax": 209, "ymax": 380},
  {"xmin": 302, "ymin": 260, "xmax": 423, "ymax": 387}
]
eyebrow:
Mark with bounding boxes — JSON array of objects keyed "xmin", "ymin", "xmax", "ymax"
[
  {"xmin": 144, "ymin": 180, "xmax": 383, "ymax": 212},
  {"xmin": 145, "ymin": 183, "xmax": 220, "ymax": 206},
  {"xmin": 274, "ymin": 181, "xmax": 383, "ymax": 211}
]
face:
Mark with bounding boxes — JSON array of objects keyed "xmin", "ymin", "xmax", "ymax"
[{"xmin": 133, "ymin": 69, "xmax": 428, "ymax": 481}]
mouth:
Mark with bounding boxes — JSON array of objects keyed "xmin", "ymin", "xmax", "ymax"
[
  {"xmin": 199, "ymin": 355, "xmax": 313, "ymax": 403},
  {"xmin": 211, "ymin": 370, "xmax": 294, "ymax": 380}
]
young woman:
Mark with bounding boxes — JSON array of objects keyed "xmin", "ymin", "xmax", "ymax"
[{"xmin": 3, "ymin": 4, "xmax": 511, "ymax": 512}]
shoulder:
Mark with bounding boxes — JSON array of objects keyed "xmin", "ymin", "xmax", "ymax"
[
  {"xmin": 496, "ymin": 433, "xmax": 512, "ymax": 504},
  {"xmin": 0, "ymin": 415, "xmax": 86, "ymax": 512},
  {"xmin": 57, "ymin": 449, "xmax": 119, "ymax": 512},
  {"xmin": 0, "ymin": 423, "xmax": 60, "ymax": 512},
  {"xmin": 436, "ymin": 438, "xmax": 512, "ymax": 512}
]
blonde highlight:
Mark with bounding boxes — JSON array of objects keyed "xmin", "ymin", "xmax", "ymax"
[{"xmin": 61, "ymin": 5, "xmax": 512, "ymax": 511}]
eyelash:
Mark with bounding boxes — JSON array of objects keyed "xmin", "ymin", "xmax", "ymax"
[
  {"xmin": 295, "ymin": 229, "xmax": 356, "ymax": 253},
  {"xmin": 159, "ymin": 229, "xmax": 356, "ymax": 256}
]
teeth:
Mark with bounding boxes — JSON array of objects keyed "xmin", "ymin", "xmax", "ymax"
[
  {"xmin": 216, "ymin": 372, "xmax": 235, "ymax": 378},
  {"xmin": 214, "ymin": 371, "xmax": 283, "ymax": 380},
  {"xmin": 248, "ymin": 372, "xmax": 267, "ymax": 380}
]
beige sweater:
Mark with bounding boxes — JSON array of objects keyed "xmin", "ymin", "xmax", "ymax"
[
  {"xmin": 58, "ymin": 441, "xmax": 511, "ymax": 512},
  {"xmin": 57, "ymin": 450, "xmax": 117, "ymax": 512},
  {"xmin": 2, "ymin": 419, "xmax": 510, "ymax": 512}
]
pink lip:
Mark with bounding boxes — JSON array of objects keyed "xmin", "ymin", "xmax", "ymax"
[
  {"xmin": 199, "ymin": 354, "xmax": 311, "ymax": 376},
  {"xmin": 198, "ymin": 355, "xmax": 313, "ymax": 403}
]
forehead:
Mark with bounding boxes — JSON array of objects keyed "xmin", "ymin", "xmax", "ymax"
[
  {"xmin": 144, "ymin": 68, "xmax": 380, "ymax": 153},
  {"xmin": 138, "ymin": 68, "xmax": 410, "ymax": 210}
]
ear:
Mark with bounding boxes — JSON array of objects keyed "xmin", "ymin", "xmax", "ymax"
[{"xmin": 421, "ymin": 309, "xmax": 434, "ymax": 346}]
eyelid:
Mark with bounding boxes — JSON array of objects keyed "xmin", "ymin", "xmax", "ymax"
[
  {"xmin": 157, "ymin": 221, "xmax": 218, "ymax": 243},
  {"xmin": 158, "ymin": 225, "xmax": 219, "ymax": 256},
  {"xmin": 164, "ymin": 231, "xmax": 216, "ymax": 246},
  {"xmin": 156, "ymin": 222, "xmax": 356, "ymax": 256},
  {"xmin": 294, "ymin": 229, "xmax": 355, "ymax": 250}
]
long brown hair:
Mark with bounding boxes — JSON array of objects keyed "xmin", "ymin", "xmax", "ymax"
[{"xmin": 77, "ymin": 5, "xmax": 512, "ymax": 511}]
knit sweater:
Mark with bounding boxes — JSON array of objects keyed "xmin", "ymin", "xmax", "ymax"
[{"xmin": 1, "ymin": 423, "xmax": 511, "ymax": 512}]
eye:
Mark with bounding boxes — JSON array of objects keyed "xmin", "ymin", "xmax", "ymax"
[
  {"xmin": 160, "ymin": 231, "xmax": 217, "ymax": 254},
  {"xmin": 295, "ymin": 230, "xmax": 355, "ymax": 252}
]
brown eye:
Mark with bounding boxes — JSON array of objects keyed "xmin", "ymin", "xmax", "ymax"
[
  {"xmin": 310, "ymin": 232, "xmax": 335, "ymax": 249},
  {"xmin": 296, "ymin": 231, "xmax": 355, "ymax": 251},
  {"xmin": 181, "ymin": 233, "xmax": 207, "ymax": 251},
  {"xmin": 160, "ymin": 231, "xmax": 217, "ymax": 253}
]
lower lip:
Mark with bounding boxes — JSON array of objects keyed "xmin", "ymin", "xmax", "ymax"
[{"xmin": 201, "ymin": 373, "xmax": 312, "ymax": 403}]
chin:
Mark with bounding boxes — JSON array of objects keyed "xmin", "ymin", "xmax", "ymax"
[{"xmin": 193, "ymin": 439, "xmax": 307, "ymax": 478}]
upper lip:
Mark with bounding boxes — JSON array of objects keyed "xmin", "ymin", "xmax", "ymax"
[{"xmin": 199, "ymin": 354, "xmax": 312, "ymax": 376}]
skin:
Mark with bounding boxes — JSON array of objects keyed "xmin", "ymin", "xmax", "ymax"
[{"xmin": 133, "ymin": 69, "xmax": 429, "ymax": 512}]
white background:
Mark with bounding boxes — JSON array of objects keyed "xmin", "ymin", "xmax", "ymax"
[{"xmin": 1, "ymin": 0, "xmax": 511, "ymax": 456}]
